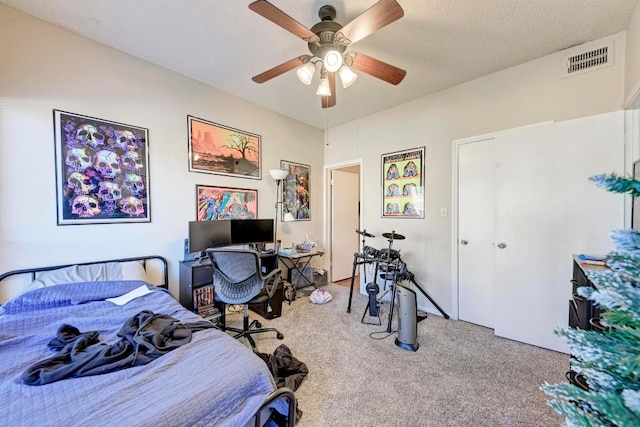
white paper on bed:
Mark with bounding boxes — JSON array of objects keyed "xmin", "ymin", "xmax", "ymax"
[{"xmin": 106, "ymin": 284, "xmax": 152, "ymax": 305}]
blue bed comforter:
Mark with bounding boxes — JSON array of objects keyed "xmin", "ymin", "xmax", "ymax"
[{"xmin": 0, "ymin": 281, "xmax": 278, "ymax": 427}]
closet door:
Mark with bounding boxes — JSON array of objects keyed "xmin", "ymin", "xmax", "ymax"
[
  {"xmin": 457, "ymin": 138, "xmax": 496, "ymax": 328},
  {"xmin": 457, "ymin": 111, "xmax": 624, "ymax": 353},
  {"xmin": 493, "ymin": 112, "xmax": 624, "ymax": 353}
]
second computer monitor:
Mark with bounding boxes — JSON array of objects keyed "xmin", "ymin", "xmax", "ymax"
[{"xmin": 231, "ymin": 219, "xmax": 274, "ymax": 245}]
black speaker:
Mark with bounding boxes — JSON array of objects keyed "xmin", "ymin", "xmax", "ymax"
[{"xmin": 184, "ymin": 238, "xmax": 195, "ymax": 261}]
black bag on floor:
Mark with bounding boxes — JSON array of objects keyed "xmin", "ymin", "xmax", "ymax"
[{"xmin": 282, "ymin": 281, "xmax": 296, "ymax": 304}]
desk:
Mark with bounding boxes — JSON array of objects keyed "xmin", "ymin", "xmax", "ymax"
[{"xmin": 278, "ymin": 250, "xmax": 325, "ymax": 292}]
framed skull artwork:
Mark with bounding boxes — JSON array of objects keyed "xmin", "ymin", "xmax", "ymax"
[{"xmin": 53, "ymin": 110, "xmax": 151, "ymax": 225}]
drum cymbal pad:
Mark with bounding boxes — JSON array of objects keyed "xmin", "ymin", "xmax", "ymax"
[
  {"xmin": 356, "ymin": 229, "xmax": 375, "ymax": 238},
  {"xmin": 382, "ymin": 232, "xmax": 406, "ymax": 240}
]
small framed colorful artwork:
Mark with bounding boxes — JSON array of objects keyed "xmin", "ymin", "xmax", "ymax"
[{"xmin": 196, "ymin": 185, "xmax": 258, "ymax": 221}]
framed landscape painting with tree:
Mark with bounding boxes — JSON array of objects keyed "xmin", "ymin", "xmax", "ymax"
[{"xmin": 188, "ymin": 115, "xmax": 261, "ymax": 179}]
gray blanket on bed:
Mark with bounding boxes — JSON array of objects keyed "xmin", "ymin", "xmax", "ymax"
[{"xmin": 23, "ymin": 310, "xmax": 214, "ymax": 385}]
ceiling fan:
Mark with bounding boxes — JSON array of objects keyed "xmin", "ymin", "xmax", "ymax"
[{"xmin": 249, "ymin": 0, "xmax": 407, "ymax": 108}]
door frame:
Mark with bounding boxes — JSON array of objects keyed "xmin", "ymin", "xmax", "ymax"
[
  {"xmin": 323, "ymin": 158, "xmax": 363, "ymax": 284},
  {"xmin": 624, "ymin": 86, "xmax": 640, "ymax": 227}
]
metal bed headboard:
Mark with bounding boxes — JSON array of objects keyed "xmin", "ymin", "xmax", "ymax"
[{"xmin": 0, "ymin": 255, "xmax": 169, "ymax": 289}]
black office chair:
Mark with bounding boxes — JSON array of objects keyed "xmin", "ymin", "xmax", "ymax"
[{"xmin": 206, "ymin": 248, "xmax": 284, "ymax": 351}]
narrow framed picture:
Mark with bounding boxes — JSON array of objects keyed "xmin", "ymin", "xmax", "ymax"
[
  {"xmin": 188, "ymin": 115, "xmax": 261, "ymax": 179},
  {"xmin": 53, "ymin": 110, "xmax": 150, "ymax": 225},
  {"xmin": 633, "ymin": 159, "xmax": 640, "ymax": 231},
  {"xmin": 381, "ymin": 146, "xmax": 425, "ymax": 218},
  {"xmin": 280, "ymin": 160, "xmax": 310, "ymax": 221},
  {"xmin": 196, "ymin": 185, "xmax": 258, "ymax": 220}
]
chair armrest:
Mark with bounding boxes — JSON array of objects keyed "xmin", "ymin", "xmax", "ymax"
[
  {"xmin": 261, "ymin": 267, "xmax": 281, "ymax": 281},
  {"xmin": 262, "ymin": 268, "xmax": 282, "ymax": 299}
]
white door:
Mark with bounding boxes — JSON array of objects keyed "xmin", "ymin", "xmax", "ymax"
[
  {"xmin": 493, "ymin": 112, "xmax": 624, "ymax": 352},
  {"xmin": 458, "ymin": 138, "xmax": 496, "ymax": 328},
  {"xmin": 331, "ymin": 169, "xmax": 360, "ymax": 281},
  {"xmin": 457, "ymin": 111, "xmax": 624, "ymax": 353}
]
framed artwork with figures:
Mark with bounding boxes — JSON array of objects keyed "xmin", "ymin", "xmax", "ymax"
[
  {"xmin": 381, "ymin": 146, "xmax": 424, "ymax": 218},
  {"xmin": 53, "ymin": 110, "xmax": 150, "ymax": 225},
  {"xmin": 280, "ymin": 160, "xmax": 310, "ymax": 221}
]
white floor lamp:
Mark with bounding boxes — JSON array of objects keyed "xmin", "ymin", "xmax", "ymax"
[{"xmin": 270, "ymin": 169, "xmax": 294, "ymax": 251}]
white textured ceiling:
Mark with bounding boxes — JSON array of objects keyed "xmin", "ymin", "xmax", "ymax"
[{"xmin": 1, "ymin": 0, "xmax": 638, "ymax": 129}]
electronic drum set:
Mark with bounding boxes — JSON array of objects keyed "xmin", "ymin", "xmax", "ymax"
[{"xmin": 346, "ymin": 229, "xmax": 449, "ymax": 351}]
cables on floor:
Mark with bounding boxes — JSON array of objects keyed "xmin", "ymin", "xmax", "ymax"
[{"xmin": 368, "ymin": 329, "xmax": 397, "ymax": 340}]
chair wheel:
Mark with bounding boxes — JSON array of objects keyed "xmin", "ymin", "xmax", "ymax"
[
  {"xmin": 276, "ymin": 332, "xmax": 284, "ymax": 340},
  {"xmin": 255, "ymin": 321, "xmax": 262, "ymax": 328}
]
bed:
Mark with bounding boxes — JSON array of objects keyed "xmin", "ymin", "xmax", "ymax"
[{"xmin": 0, "ymin": 255, "xmax": 295, "ymax": 427}]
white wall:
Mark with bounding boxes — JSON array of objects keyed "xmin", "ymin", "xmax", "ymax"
[
  {"xmin": 325, "ymin": 33, "xmax": 627, "ymax": 315},
  {"xmin": 0, "ymin": 5, "xmax": 324, "ymax": 298},
  {"xmin": 625, "ymin": 1, "xmax": 640, "ymax": 106}
]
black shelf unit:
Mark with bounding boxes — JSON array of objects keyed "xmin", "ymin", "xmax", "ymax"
[
  {"xmin": 178, "ymin": 260, "xmax": 221, "ymax": 322},
  {"xmin": 567, "ymin": 255, "xmax": 608, "ymax": 390}
]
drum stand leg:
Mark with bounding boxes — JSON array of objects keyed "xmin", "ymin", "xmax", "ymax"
[
  {"xmin": 403, "ymin": 270, "xmax": 450, "ymax": 319},
  {"xmin": 385, "ymin": 279, "xmax": 398, "ymax": 333},
  {"xmin": 380, "ymin": 261, "xmax": 450, "ymax": 332},
  {"xmin": 346, "ymin": 253, "xmax": 359, "ymax": 313},
  {"xmin": 348, "ymin": 230, "xmax": 375, "ymax": 313},
  {"xmin": 371, "ymin": 260, "xmax": 398, "ymax": 333}
]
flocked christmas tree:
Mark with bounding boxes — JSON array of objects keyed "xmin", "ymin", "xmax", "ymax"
[{"xmin": 542, "ymin": 173, "xmax": 640, "ymax": 426}]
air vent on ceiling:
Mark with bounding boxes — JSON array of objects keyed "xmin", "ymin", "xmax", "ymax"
[{"xmin": 563, "ymin": 42, "xmax": 614, "ymax": 78}]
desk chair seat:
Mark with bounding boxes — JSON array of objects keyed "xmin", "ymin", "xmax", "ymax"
[{"xmin": 207, "ymin": 248, "xmax": 284, "ymax": 351}]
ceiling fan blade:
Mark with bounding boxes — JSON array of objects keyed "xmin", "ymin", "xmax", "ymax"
[
  {"xmin": 321, "ymin": 72, "xmax": 336, "ymax": 108},
  {"xmin": 252, "ymin": 55, "xmax": 311, "ymax": 83},
  {"xmin": 249, "ymin": 1, "xmax": 319, "ymax": 43},
  {"xmin": 350, "ymin": 52, "xmax": 406, "ymax": 85},
  {"xmin": 336, "ymin": 0, "xmax": 404, "ymax": 45}
]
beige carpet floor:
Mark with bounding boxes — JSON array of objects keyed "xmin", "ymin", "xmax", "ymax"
[{"xmin": 223, "ymin": 283, "xmax": 569, "ymax": 427}]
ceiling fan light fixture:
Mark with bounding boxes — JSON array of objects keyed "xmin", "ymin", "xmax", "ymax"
[
  {"xmin": 338, "ymin": 65, "xmax": 357, "ymax": 88},
  {"xmin": 296, "ymin": 62, "xmax": 316, "ymax": 85},
  {"xmin": 249, "ymin": 0, "xmax": 407, "ymax": 108},
  {"xmin": 323, "ymin": 50, "xmax": 343, "ymax": 72},
  {"xmin": 316, "ymin": 76, "xmax": 331, "ymax": 96}
]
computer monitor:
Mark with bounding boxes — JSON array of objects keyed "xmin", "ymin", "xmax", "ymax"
[
  {"xmin": 187, "ymin": 220, "xmax": 232, "ymax": 254},
  {"xmin": 230, "ymin": 219, "xmax": 274, "ymax": 245}
]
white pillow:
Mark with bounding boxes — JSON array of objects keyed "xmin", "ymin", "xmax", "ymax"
[
  {"xmin": 120, "ymin": 261, "xmax": 149, "ymax": 282},
  {"xmin": 24, "ymin": 260, "xmax": 148, "ymax": 293},
  {"xmin": 28, "ymin": 262, "xmax": 121, "ymax": 289}
]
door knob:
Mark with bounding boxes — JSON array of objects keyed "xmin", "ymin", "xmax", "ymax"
[
  {"xmin": 460, "ymin": 240, "xmax": 468, "ymax": 245},
  {"xmin": 497, "ymin": 242, "xmax": 507, "ymax": 249}
]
